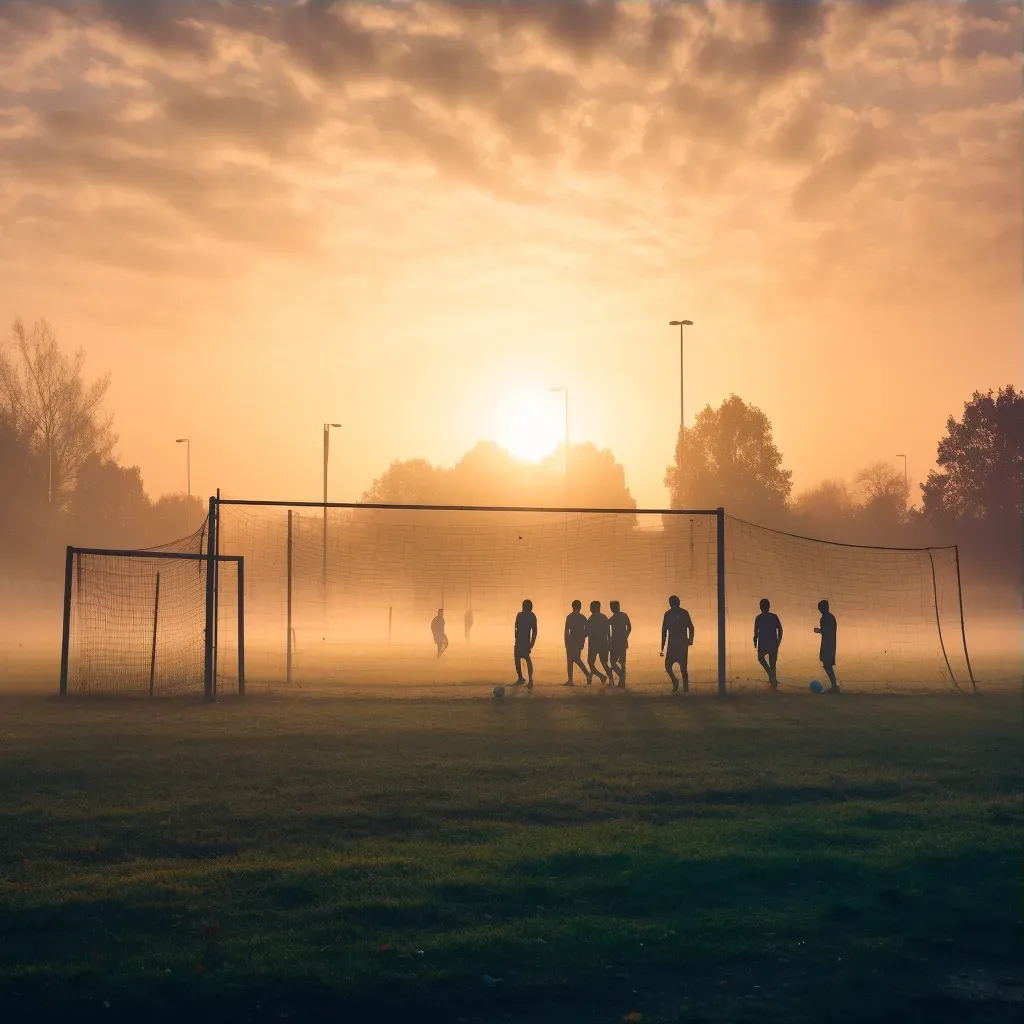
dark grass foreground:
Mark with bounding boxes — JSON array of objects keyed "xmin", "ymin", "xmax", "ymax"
[{"xmin": 1, "ymin": 693, "xmax": 1021, "ymax": 1023}]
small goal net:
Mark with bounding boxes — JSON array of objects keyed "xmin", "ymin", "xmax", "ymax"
[{"xmin": 60, "ymin": 501, "xmax": 976, "ymax": 696}]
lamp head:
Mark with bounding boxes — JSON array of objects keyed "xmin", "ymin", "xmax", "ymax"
[{"xmin": 175, "ymin": 438, "xmax": 188, "ymax": 443}]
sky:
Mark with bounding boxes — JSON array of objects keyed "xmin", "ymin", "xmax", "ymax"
[{"xmin": 0, "ymin": 1, "xmax": 1019, "ymax": 510}]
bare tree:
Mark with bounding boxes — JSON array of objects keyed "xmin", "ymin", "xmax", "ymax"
[{"xmin": 0, "ymin": 318, "xmax": 116, "ymax": 506}]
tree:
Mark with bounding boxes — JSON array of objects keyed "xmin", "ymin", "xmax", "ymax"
[
  {"xmin": 0, "ymin": 318, "xmax": 115, "ymax": 507},
  {"xmin": 852, "ymin": 460, "xmax": 909, "ymax": 541},
  {"xmin": 69, "ymin": 455, "xmax": 151, "ymax": 548},
  {"xmin": 792, "ymin": 478, "xmax": 854, "ymax": 535},
  {"xmin": 664, "ymin": 395, "xmax": 792, "ymax": 520},
  {"xmin": 362, "ymin": 458, "xmax": 444, "ymax": 504},
  {"xmin": 362, "ymin": 442, "xmax": 636, "ymax": 511},
  {"xmin": 921, "ymin": 386, "xmax": 1024, "ymax": 530},
  {"xmin": 0, "ymin": 414, "xmax": 49, "ymax": 566}
]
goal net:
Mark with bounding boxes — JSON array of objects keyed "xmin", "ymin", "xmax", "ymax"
[
  {"xmin": 205, "ymin": 501, "xmax": 972, "ymax": 694},
  {"xmin": 60, "ymin": 526, "xmax": 243, "ymax": 697}
]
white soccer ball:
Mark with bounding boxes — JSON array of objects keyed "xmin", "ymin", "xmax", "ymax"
[{"xmin": 493, "ymin": 685, "xmax": 506, "ymax": 698}]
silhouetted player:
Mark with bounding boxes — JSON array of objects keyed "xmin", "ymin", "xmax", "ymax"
[
  {"xmin": 464, "ymin": 607, "xmax": 474, "ymax": 641},
  {"xmin": 563, "ymin": 600, "xmax": 590, "ymax": 686},
  {"xmin": 753, "ymin": 598, "xmax": 783, "ymax": 689},
  {"xmin": 660, "ymin": 595, "xmax": 694, "ymax": 692},
  {"xmin": 814, "ymin": 599, "xmax": 839, "ymax": 692},
  {"xmin": 514, "ymin": 599, "xmax": 538, "ymax": 689},
  {"xmin": 431, "ymin": 608, "xmax": 448, "ymax": 657},
  {"xmin": 586, "ymin": 600, "xmax": 612, "ymax": 684},
  {"xmin": 608, "ymin": 601, "xmax": 632, "ymax": 688}
]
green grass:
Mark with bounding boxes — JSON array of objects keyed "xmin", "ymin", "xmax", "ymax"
[{"xmin": 1, "ymin": 692, "xmax": 1021, "ymax": 1023}]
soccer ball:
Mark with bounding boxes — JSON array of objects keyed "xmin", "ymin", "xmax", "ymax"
[
  {"xmin": 809, "ymin": 679, "xmax": 824, "ymax": 693},
  {"xmin": 493, "ymin": 685, "xmax": 506, "ymax": 698}
]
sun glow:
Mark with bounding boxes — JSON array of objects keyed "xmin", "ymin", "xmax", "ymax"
[{"xmin": 497, "ymin": 392, "xmax": 563, "ymax": 463}]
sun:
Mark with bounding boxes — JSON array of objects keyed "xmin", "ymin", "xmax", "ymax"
[{"xmin": 497, "ymin": 392, "xmax": 562, "ymax": 463}]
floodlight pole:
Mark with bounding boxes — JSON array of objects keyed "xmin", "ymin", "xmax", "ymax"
[
  {"xmin": 550, "ymin": 387, "xmax": 569, "ymax": 477},
  {"xmin": 716, "ymin": 507, "xmax": 726, "ymax": 697},
  {"xmin": 323, "ymin": 423, "xmax": 341, "ymax": 591},
  {"xmin": 668, "ymin": 320, "xmax": 694, "ymax": 432},
  {"xmin": 176, "ymin": 439, "xmax": 191, "ymax": 533}
]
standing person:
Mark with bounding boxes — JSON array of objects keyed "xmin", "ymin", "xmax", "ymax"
[
  {"xmin": 513, "ymin": 598, "xmax": 538, "ymax": 689},
  {"xmin": 660, "ymin": 595, "xmax": 694, "ymax": 693},
  {"xmin": 563, "ymin": 599, "xmax": 590, "ymax": 686},
  {"xmin": 586, "ymin": 600, "xmax": 612, "ymax": 685},
  {"xmin": 814, "ymin": 599, "xmax": 839, "ymax": 693},
  {"xmin": 431, "ymin": 608, "xmax": 448, "ymax": 657},
  {"xmin": 753, "ymin": 598, "xmax": 783, "ymax": 690},
  {"xmin": 608, "ymin": 600, "xmax": 632, "ymax": 688}
]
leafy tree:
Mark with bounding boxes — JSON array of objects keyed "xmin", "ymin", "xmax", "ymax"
[
  {"xmin": 921, "ymin": 386, "xmax": 1024, "ymax": 531},
  {"xmin": 69, "ymin": 455, "xmax": 151, "ymax": 548},
  {"xmin": 147, "ymin": 494, "xmax": 206, "ymax": 544},
  {"xmin": 0, "ymin": 414, "xmax": 49, "ymax": 566},
  {"xmin": 0, "ymin": 318, "xmax": 115, "ymax": 507},
  {"xmin": 362, "ymin": 458, "xmax": 444, "ymax": 504},
  {"xmin": 664, "ymin": 395, "xmax": 792, "ymax": 520},
  {"xmin": 362, "ymin": 442, "xmax": 635, "ymax": 511}
]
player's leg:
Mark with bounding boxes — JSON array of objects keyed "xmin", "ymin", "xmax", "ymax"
[
  {"xmin": 525, "ymin": 652, "xmax": 534, "ymax": 688},
  {"xmin": 757, "ymin": 650, "xmax": 771, "ymax": 681},
  {"xmin": 565, "ymin": 650, "xmax": 574, "ymax": 685},
  {"xmin": 588, "ymin": 650, "xmax": 604, "ymax": 684},
  {"xmin": 617, "ymin": 649, "xmax": 627, "ymax": 688},
  {"xmin": 514, "ymin": 653, "xmax": 525, "ymax": 684},
  {"xmin": 573, "ymin": 652, "xmax": 591, "ymax": 684},
  {"xmin": 823, "ymin": 662, "xmax": 838, "ymax": 692},
  {"xmin": 599, "ymin": 651, "xmax": 612, "ymax": 683},
  {"xmin": 665, "ymin": 654, "xmax": 679, "ymax": 691},
  {"xmin": 679, "ymin": 645, "xmax": 689, "ymax": 693},
  {"xmin": 768, "ymin": 649, "xmax": 778, "ymax": 689}
]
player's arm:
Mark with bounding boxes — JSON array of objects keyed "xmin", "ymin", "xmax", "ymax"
[
  {"xmin": 660, "ymin": 613, "xmax": 668, "ymax": 653},
  {"xmin": 685, "ymin": 611, "xmax": 694, "ymax": 645},
  {"xmin": 624, "ymin": 615, "xmax": 632, "ymax": 641},
  {"xmin": 530, "ymin": 616, "xmax": 537, "ymax": 648},
  {"xmin": 776, "ymin": 617, "xmax": 783, "ymax": 645},
  {"xmin": 753, "ymin": 618, "xmax": 759, "ymax": 647}
]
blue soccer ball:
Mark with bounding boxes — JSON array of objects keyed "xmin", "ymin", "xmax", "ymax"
[{"xmin": 809, "ymin": 679, "xmax": 824, "ymax": 694}]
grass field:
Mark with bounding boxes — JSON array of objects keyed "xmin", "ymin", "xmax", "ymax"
[{"xmin": 1, "ymin": 692, "xmax": 1021, "ymax": 1023}]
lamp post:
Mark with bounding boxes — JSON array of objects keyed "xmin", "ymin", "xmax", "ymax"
[
  {"xmin": 549, "ymin": 387, "xmax": 569, "ymax": 477},
  {"xmin": 896, "ymin": 453, "xmax": 908, "ymax": 504},
  {"xmin": 323, "ymin": 423, "xmax": 342, "ymax": 588},
  {"xmin": 668, "ymin": 319, "xmax": 694, "ymax": 432},
  {"xmin": 175, "ymin": 438, "xmax": 191, "ymax": 533}
]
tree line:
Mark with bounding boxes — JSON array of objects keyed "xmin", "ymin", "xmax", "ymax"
[
  {"xmin": 0, "ymin": 319, "xmax": 201, "ymax": 573},
  {"xmin": 2, "ymin": 317, "xmax": 1020, "ymax": 580}
]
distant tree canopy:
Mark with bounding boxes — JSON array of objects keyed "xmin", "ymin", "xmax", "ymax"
[
  {"xmin": 664, "ymin": 395, "xmax": 792, "ymax": 520},
  {"xmin": 921, "ymin": 386, "xmax": 1024, "ymax": 531},
  {"xmin": 362, "ymin": 441, "xmax": 635, "ymax": 510},
  {"xmin": 0, "ymin": 318, "xmax": 115, "ymax": 506}
]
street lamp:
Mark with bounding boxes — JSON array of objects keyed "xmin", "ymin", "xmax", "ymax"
[
  {"xmin": 668, "ymin": 319, "xmax": 694, "ymax": 432},
  {"xmin": 896, "ymin": 453, "xmax": 908, "ymax": 503},
  {"xmin": 549, "ymin": 387, "xmax": 569, "ymax": 477},
  {"xmin": 323, "ymin": 423, "xmax": 342, "ymax": 587},
  {"xmin": 175, "ymin": 438, "xmax": 191, "ymax": 533}
]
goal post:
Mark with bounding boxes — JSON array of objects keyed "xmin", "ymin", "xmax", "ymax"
[{"xmin": 59, "ymin": 545, "xmax": 245, "ymax": 698}]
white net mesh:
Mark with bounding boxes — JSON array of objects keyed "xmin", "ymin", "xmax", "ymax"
[
  {"xmin": 64, "ymin": 521, "xmax": 241, "ymax": 697},
  {"xmin": 206, "ymin": 503, "xmax": 972, "ymax": 694}
]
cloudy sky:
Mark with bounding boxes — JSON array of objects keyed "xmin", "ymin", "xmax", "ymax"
[{"xmin": 0, "ymin": 1, "xmax": 1019, "ymax": 508}]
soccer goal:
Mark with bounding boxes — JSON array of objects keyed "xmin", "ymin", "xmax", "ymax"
[
  {"xmin": 59, "ymin": 544, "xmax": 245, "ymax": 698},
  {"xmin": 60, "ymin": 498, "xmax": 977, "ymax": 696}
]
